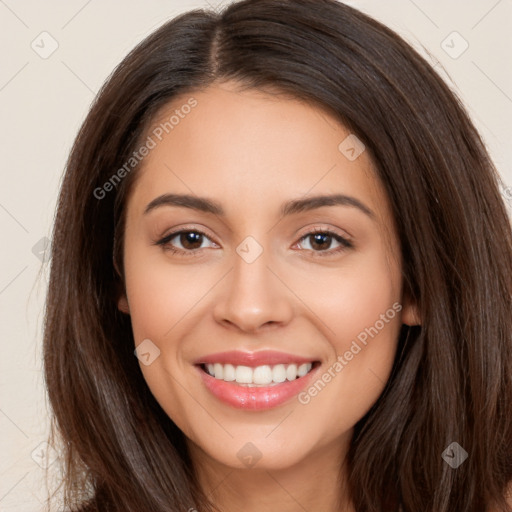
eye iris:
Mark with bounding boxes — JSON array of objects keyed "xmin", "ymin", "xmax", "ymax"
[
  {"xmin": 181, "ymin": 232, "xmax": 203, "ymax": 250},
  {"xmin": 310, "ymin": 233, "xmax": 331, "ymax": 250}
]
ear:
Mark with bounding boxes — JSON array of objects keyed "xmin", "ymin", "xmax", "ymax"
[
  {"xmin": 401, "ymin": 290, "xmax": 421, "ymax": 326},
  {"xmin": 117, "ymin": 293, "xmax": 130, "ymax": 315},
  {"xmin": 113, "ymin": 255, "xmax": 129, "ymax": 314}
]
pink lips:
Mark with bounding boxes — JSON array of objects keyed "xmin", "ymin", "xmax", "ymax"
[{"xmin": 194, "ymin": 350, "xmax": 320, "ymax": 411}]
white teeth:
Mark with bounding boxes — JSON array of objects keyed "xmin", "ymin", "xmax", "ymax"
[
  {"xmin": 253, "ymin": 365, "xmax": 272, "ymax": 385},
  {"xmin": 223, "ymin": 363, "xmax": 236, "ymax": 381},
  {"xmin": 204, "ymin": 362, "xmax": 313, "ymax": 385},
  {"xmin": 213, "ymin": 363, "xmax": 224, "ymax": 380},
  {"xmin": 297, "ymin": 363, "xmax": 310, "ymax": 377},
  {"xmin": 235, "ymin": 365, "xmax": 253, "ymax": 383},
  {"xmin": 286, "ymin": 364, "xmax": 297, "ymax": 381},
  {"xmin": 272, "ymin": 364, "xmax": 287, "ymax": 383}
]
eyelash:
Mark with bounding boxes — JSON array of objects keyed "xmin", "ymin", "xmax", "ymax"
[{"xmin": 155, "ymin": 227, "xmax": 353, "ymax": 258}]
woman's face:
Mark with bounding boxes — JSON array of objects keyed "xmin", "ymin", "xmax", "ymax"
[{"xmin": 119, "ymin": 81, "xmax": 418, "ymax": 472}]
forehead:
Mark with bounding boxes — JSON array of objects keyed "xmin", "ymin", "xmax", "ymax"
[{"xmin": 127, "ymin": 81, "xmax": 389, "ymax": 224}]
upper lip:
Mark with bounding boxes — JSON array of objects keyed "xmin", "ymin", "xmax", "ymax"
[{"xmin": 195, "ymin": 350, "xmax": 317, "ymax": 367}]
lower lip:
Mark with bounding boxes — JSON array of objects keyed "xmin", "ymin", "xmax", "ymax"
[{"xmin": 196, "ymin": 364, "xmax": 319, "ymax": 410}]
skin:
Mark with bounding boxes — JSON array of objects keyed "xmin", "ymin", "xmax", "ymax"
[{"xmin": 118, "ymin": 80, "xmax": 420, "ymax": 512}]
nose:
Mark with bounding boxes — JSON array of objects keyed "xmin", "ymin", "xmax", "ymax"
[{"xmin": 213, "ymin": 245, "xmax": 294, "ymax": 333}]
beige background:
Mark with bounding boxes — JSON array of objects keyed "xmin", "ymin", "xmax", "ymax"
[{"xmin": 1, "ymin": 0, "xmax": 511, "ymax": 510}]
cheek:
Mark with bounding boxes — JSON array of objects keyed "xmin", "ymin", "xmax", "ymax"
[
  {"xmin": 293, "ymin": 243, "xmax": 402, "ymax": 350},
  {"xmin": 327, "ymin": 262, "xmax": 400, "ymax": 347},
  {"xmin": 123, "ymin": 243, "xmax": 210, "ymax": 341},
  {"xmin": 295, "ymin": 252, "xmax": 403, "ymax": 430},
  {"xmin": 122, "ymin": 244, "xmax": 205, "ymax": 432}
]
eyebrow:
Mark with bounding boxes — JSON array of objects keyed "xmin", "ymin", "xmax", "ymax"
[{"xmin": 144, "ymin": 193, "xmax": 374, "ymax": 219}]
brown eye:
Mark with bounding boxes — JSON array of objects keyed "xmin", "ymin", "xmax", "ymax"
[
  {"xmin": 308, "ymin": 233, "xmax": 334, "ymax": 251},
  {"xmin": 177, "ymin": 231, "xmax": 204, "ymax": 250},
  {"xmin": 297, "ymin": 229, "xmax": 353, "ymax": 256},
  {"xmin": 156, "ymin": 229, "xmax": 217, "ymax": 256}
]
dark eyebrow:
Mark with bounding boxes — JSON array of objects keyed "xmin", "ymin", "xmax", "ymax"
[
  {"xmin": 144, "ymin": 193, "xmax": 374, "ymax": 219},
  {"xmin": 144, "ymin": 194, "xmax": 223, "ymax": 215},
  {"xmin": 280, "ymin": 194, "xmax": 374, "ymax": 218}
]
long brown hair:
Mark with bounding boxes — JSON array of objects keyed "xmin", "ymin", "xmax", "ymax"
[{"xmin": 43, "ymin": 0, "xmax": 512, "ymax": 510}]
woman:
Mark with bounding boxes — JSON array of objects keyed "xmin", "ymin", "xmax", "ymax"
[{"xmin": 43, "ymin": 0, "xmax": 512, "ymax": 510}]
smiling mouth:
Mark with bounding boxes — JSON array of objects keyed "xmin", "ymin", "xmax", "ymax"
[{"xmin": 199, "ymin": 361, "xmax": 320, "ymax": 387}]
